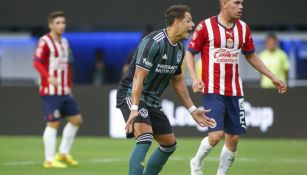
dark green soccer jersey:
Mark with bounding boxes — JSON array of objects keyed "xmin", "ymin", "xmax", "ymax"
[{"xmin": 117, "ymin": 29, "xmax": 185, "ymax": 108}]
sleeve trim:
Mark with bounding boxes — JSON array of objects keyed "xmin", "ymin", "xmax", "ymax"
[
  {"xmin": 242, "ymin": 49, "xmax": 255, "ymax": 55},
  {"xmin": 136, "ymin": 65, "xmax": 150, "ymax": 72},
  {"xmin": 187, "ymin": 48, "xmax": 199, "ymax": 55}
]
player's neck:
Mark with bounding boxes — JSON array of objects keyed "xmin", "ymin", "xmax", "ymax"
[
  {"xmin": 49, "ymin": 32, "xmax": 62, "ymax": 42},
  {"xmin": 165, "ymin": 27, "xmax": 179, "ymax": 45},
  {"xmin": 218, "ymin": 12, "xmax": 235, "ymax": 28}
]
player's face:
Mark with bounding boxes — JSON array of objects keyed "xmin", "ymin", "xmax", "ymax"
[
  {"xmin": 266, "ymin": 37, "xmax": 277, "ymax": 51},
  {"xmin": 49, "ymin": 17, "xmax": 66, "ymax": 35},
  {"xmin": 177, "ymin": 12, "xmax": 195, "ymax": 39},
  {"xmin": 225, "ymin": 0, "xmax": 244, "ymax": 19}
]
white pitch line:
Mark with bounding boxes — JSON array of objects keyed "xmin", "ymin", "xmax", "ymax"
[
  {"xmin": 3, "ymin": 157, "xmax": 307, "ymax": 166},
  {"xmin": 3, "ymin": 161, "xmax": 37, "ymax": 166}
]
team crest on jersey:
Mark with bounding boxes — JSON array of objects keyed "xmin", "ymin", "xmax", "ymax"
[
  {"xmin": 139, "ymin": 108, "xmax": 149, "ymax": 118},
  {"xmin": 226, "ymin": 38, "xmax": 234, "ymax": 48},
  {"xmin": 177, "ymin": 50, "xmax": 183, "ymax": 63},
  {"xmin": 196, "ymin": 23, "xmax": 203, "ymax": 31}
]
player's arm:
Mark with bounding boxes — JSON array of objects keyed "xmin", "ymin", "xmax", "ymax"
[
  {"xmin": 33, "ymin": 38, "xmax": 57, "ymax": 86},
  {"xmin": 186, "ymin": 22, "xmax": 207, "ymax": 93},
  {"xmin": 125, "ymin": 37, "xmax": 158, "ymax": 133},
  {"xmin": 185, "ymin": 51, "xmax": 204, "ymax": 93},
  {"xmin": 171, "ymin": 74, "xmax": 215, "ymax": 127},
  {"xmin": 245, "ymin": 53, "xmax": 287, "ymax": 93}
]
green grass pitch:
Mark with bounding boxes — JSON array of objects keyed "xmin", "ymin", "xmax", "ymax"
[{"xmin": 0, "ymin": 136, "xmax": 306, "ymax": 175}]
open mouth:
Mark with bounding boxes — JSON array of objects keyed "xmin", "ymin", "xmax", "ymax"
[{"xmin": 187, "ymin": 29, "xmax": 193, "ymax": 36}]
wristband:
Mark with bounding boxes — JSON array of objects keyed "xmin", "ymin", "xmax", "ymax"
[
  {"xmin": 188, "ymin": 105, "xmax": 197, "ymax": 114},
  {"xmin": 130, "ymin": 105, "xmax": 138, "ymax": 111}
]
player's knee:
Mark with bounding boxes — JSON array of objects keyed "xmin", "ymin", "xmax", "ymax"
[
  {"xmin": 209, "ymin": 133, "xmax": 224, "ymax": 146},
  {"xmin": 47, "ymin": 121, "xmax": 60, "ymax": 128},
  {"xmin": 69, "ymin": 115, "xmax": 83, "ymax": 126},
  {"xmin": 159, "ymin": 142, "xmax": 177, "ymax": 154},
  {"xmin": 225, "ymin": 134, "xmax": 240, "ymax": 151}
]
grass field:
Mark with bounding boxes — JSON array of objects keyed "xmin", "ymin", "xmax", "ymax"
[{"xmin": 0, "ymin": 136, "xmax": 306, "ymax": 175}]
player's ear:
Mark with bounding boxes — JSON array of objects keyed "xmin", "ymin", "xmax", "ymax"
[{"xmin": 48, "ymin": 22, "xmax": 52, "ymax": 30}]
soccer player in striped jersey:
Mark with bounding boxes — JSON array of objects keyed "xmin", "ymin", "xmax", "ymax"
[
  {"xmin": 33, "ymin": 11, "xmax": 83, "ymax": 168},
  {"xmin": 186, "ymin": 0, "xmax": 287, "ymax": 174},
  {"xmin": 116, "ymin": 4, "xmax": 216, "ymax": 175}
]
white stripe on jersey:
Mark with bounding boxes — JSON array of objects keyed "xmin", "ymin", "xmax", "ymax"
[
  {"xmin": 240, "ymin": 20, "xmax": 247, "ymax": 43},
  {"xmin": 233, "ymin": 25, "xmax": 239, "ymax": 49},
  {"xmin": 153, "ymin": 32, "xmax": 164, "ymax": 40},
  {"xmin": 55, "ymin": 41, "xmax": 62, "ymax": 95},
  {"xmin": 232, "ymin": 64, "xmax": 237, "ymax": 96},
  {"xmin": 62, "ymin": 38, "xmax": 69, "ymax": 95},
  {"xmin": 232, "ymin": 25, "xmax": 240, "ymax": 96},
  {"xmin": 218, "ymin": 25, "xmax": 226, "ymax": 95},
  {"xmin": 205, "ymin": 19, "xmax": 214, "ymax": 94},
  {"xmin": 156, "ymin": 36, "xmax": 165, "ymax": 42}
]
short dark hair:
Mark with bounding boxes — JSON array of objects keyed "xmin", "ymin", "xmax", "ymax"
[
  {"xmin": 165, "ymin": 5, "xmax": 191, "ymax": 26},
  {"xmin": 48, "ymin": 11, "xmax": 65, "ymax": 23},
  {"xmin": 266, "ymin": 33, "xmax": 278, "ymax": 41}
]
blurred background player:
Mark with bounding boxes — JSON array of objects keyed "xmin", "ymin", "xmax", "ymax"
[
  {"xmin": 116, "ymin": 4, "xmax": 215, "ymax": 175},
  {"xmin": 259, "ymin": 33, "xmax": 290, "ymax": 88},
  {"xmin": 185, "ymin": 0, "xmax": 287, "ymax": 174},
  {"xmin": 33, "ymin": 11, "xmax": 83, "ymax": 168}
]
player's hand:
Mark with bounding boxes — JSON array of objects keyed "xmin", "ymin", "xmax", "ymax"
[
  {"xmin": 192, "ymin": 79, "xmax": 204, "ymax": 93},
  {"xmin": 272, "ymin": 78, "xmax": 287, "ymax": 94},
  {"xmin": 48, "ymin": 76, "xmax": 58, "ymax": 87},
  {"xmin": 191, "ymin": 108, "xmax": 216, "ymax": 128},
  {"xmin": 125, "ymin": 110, "xmax": 139, "ymax": 134}
]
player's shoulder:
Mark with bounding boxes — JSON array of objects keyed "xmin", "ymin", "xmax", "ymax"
[
  {"xmin": 145, "ymin": 29, "xmax": 165, "ymax": 43},
  {"xmin": 236, "ymin": 19, "xmax": 251, "ymax": 28},
  {"xmin": 37, "ymin": 34, "xmax": 50, "ymax": 47}
]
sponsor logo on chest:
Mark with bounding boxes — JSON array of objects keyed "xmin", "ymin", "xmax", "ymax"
[{"xmin": 212, "ymin": 48, "xmax": 240, "ymax": 63}]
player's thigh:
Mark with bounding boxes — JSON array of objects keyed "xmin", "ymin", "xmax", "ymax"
[
  {"xmin": 224, "ymin": 96, "xmax": 246, "ymax": 135},
  {"xmin": 203, "ymin": 94, "xmax": 226, "ymax": 132},
  {"xmin": 118, "ymin": 98, "xmax": 153, "ymax": 138},
  {"xmin": 149, "ymin": 107, "xmax": 173, "ymax": 137},
  {"xmin": 41, "ymin": 95, "xmax": 64, "ymax": 122}
]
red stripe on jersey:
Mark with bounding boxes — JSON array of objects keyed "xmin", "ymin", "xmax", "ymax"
[
  {"xmin": 211, "ymin": 17, "xmax": 221, "ymax": 94},
  {"xmin": 61, "ymin": 70, "xmax": 65, "ymax": 95},
  {"xmin": 213, "ymin": 63, "xmax": 220, "ymax": 94},
  {"xmin": 236, "ymin": 20, "xmax": 243, "ymax": 48},
  {"xmin": 201, "ymin": 23, "xmax": 210, "ymax": 94},
  {"xmin": 235, "ymin": 64, "xmax": 242, "ymax": 96},
  {"xmin": 211, "ymin": 17, "xmax": 221, "ymax": 48},
  {"xmin": 68, "ymin": 64, "xmax": 72, "ymax": 88},
  {"xmin": 54, "ymin": 70, "xmax": 58, "ymax": 95},
  {"xmin": 47, "ymin": 34, "xmax": 59, "ymax": 57},
  {"xmin": 224, "ymin": 64, "xmax": 233, "ymax": 96}
]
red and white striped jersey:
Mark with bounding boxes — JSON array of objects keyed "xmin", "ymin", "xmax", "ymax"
[
  {"xmin": 188, "ymin": 16, "xmax": 255, "ymax": 96},
  {"xmin": 34, "ymin": 34, "xmax": 72, "ymax": 96}
]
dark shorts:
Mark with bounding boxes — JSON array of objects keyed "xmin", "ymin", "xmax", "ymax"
[
  {"xmin": 117, "ymin": 97, "xmax": 173, "ymax": 138},
  {"xmin": 41, "ymin": 95, "xmax": 80, "ymax": 122},
  {"xmin": 203, "ymin": 94, "xmax": 247, "ymax": 135}
]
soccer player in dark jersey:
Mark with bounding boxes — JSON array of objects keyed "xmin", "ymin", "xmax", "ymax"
[{"xmin": 116, "ymin": 4, "xmax": 216, "ymax": 175}]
